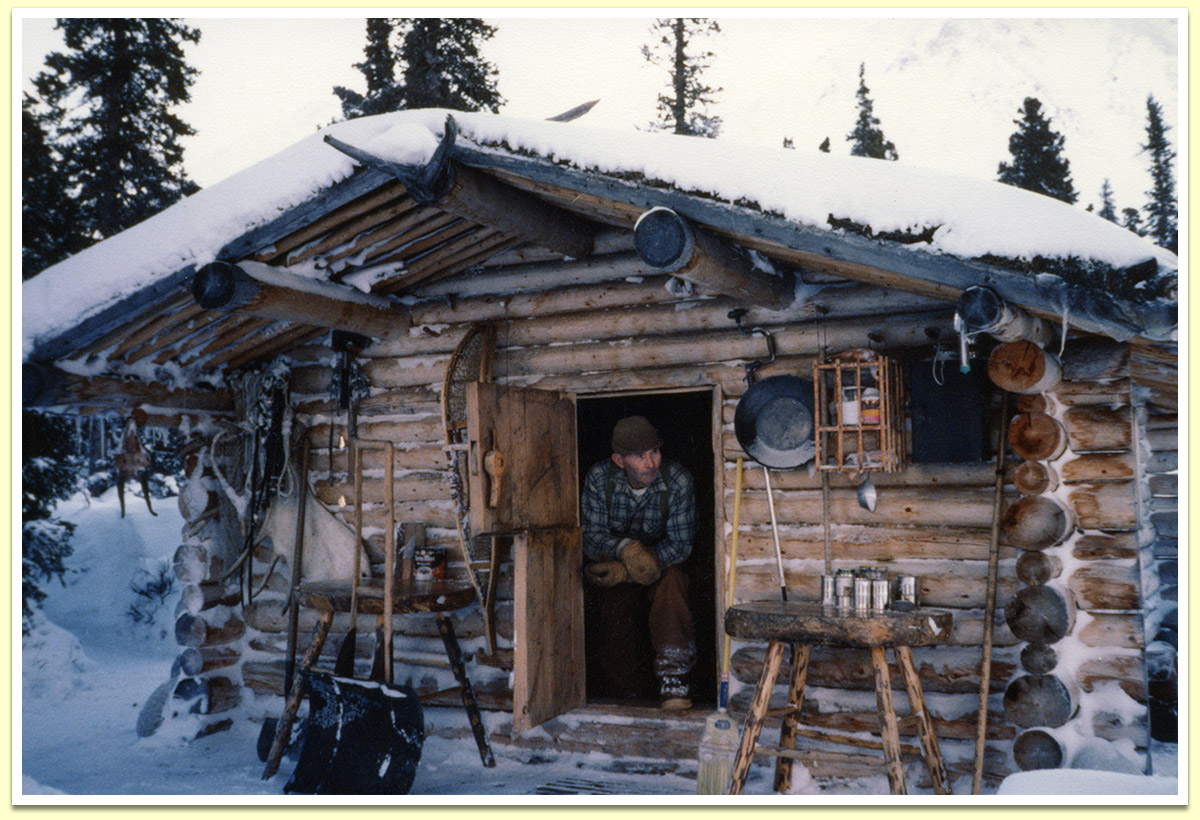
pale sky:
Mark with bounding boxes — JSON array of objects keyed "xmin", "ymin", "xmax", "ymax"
[{"xmin": 18, "ymin": 12, "xmax": 1182, "ymax": 217}]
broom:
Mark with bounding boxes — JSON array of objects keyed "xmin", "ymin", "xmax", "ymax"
[{"xmin": 697, "ymin": 456, "xmax": 745, "ymax": 794}]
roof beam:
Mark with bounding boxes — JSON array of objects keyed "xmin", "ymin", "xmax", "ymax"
[
  {"xmin": 192, "ymin": 260, "xmax": 411, "ymax": 342},
  {"xmin": 323, "ymin": 115, "xmax": 596, "ymax": 260},
  {"xmin": 633, "ymin": 206, "xmax": 795, "ymax": 309},
  {"xmin": 23, "ymin": 365, "xmax": 233, "ymax": 416}
]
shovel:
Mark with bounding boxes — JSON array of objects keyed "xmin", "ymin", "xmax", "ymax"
[{"xmin": 334, "ymin": 437, "xmax": 364, "ymax": 677}]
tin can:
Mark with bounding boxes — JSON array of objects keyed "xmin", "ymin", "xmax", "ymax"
[
  {"xmin": 836, "ymin": 571, "xmax": 854, "ymax": 610},
  {"xmin": 821, "ymin": 575, "xmax": 836, "ymax": 607},
  {"xmin": 414, "ymin": 545, "xmax": 446, "ymax": 583},
  {"xmin": 898, "ymin": 574, "xmax": 919, "ymax": 607},
  {"xmin": 872, "ymin": 579, "xmax": 890, "ymax": 611},
  {"xmin": 854, "ymin": 577, "xmax": 872, "ymax": 612}
]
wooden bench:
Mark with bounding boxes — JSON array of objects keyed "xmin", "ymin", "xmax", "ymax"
[{"xmin": 724, "ymin": 600, "xmax": 953, "ymax": 795}]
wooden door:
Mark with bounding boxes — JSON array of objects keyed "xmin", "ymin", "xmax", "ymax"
[
  {"xmin": 513, "ymin": 526, "xmax": 585, "ymax": 732},
  {"xmin": 465, "ymin": 383, "xmax": 583, "ymax": 730},
  {"xmin": 465, "ymin": 382, "xmax": 578, "ymax": 535}
]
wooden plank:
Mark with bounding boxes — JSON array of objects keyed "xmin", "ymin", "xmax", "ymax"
[{"xmin": 512, "ymin": 526, "xmax": 585, "ymax": 733}]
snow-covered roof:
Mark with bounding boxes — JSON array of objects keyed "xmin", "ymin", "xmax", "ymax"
[{"xmin": 22, "ymin": 108, "xmax": 1178, "ymax": 361}]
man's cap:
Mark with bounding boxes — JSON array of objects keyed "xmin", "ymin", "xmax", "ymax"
[{"xmin": 611, "ymin": 416, "xmax": 661, "ymax": 455}]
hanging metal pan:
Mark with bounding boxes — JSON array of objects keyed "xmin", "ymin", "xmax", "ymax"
[{"xmin": 734, "ymin": 374, "xmax": 815, "ymax": 469}]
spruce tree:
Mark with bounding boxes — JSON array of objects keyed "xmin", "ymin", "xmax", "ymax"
[
  {"xmin": 22, "ymin": 411, "xmax": 81, "ymax": 632},
  {"xmin": 334, "ymin": 18, "xmax": 406, "ymax": 120},
  {"xmin": 32, "ymin": 18, "xmax": 201, "ymax": 246},
  {"xmin": 642, "ymin": 18, "xmax": 722, "ymax": 138},
  {"xmin": 398, "ymin": 18, "xmax": 503, "ymax": 112},
  {"xmin": 818, "ymin": 137, "xmax": 831, "ymax": 153},
  {"xmin": 996, "ymin": 97, "xmax": 1077, "ymax": 204},
  {"xmin": 1096, "ymin": 179, "xmax": 1118, "ymax": 223},
  {"xmin": 1141, "ymin": 94, "xmax": 1177, "ymax": 253},
  {"xmin": 847, "ymin": 63, "xmax": 898, "ymax": 160},
  {"xmin": 22, "ymin": 94, "xmax": 85, "ymax": 278},
  {"xmin": 1122, "ymin": 207, "xmax": 1144, "ymax": 236}
]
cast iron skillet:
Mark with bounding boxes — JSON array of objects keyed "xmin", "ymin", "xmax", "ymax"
[{"xmin": 734, "ymin": 374, "xmax": 815, "ymax": 469}]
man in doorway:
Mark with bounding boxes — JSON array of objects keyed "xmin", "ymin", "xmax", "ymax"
[{"xmin": 581, "ymin": 415, "xmax": 697, "ymax": 710}]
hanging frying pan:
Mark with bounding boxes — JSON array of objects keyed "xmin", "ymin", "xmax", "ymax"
[{"xmin": 732, "ymin": 327, "xmax": 815, "ymax": 469}]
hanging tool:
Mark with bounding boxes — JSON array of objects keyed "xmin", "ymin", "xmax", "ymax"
[
  {"xmin": 334, "ymin": 436, "xmax": 364, "ymax": 677},
  {"xmin": 763, "ymin": 466, "xmax": 788, "ymax": 602},
  {"xmin": 972, "ymin": 389, "xmax": 1010, "ymax": 794}
]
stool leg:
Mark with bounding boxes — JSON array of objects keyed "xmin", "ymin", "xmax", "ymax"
[
  {"xmin": 896, "ymin": 645, "xmax": 952, "ymax": 795},
  {"xmin": 729, "ymin": 640, "xmax": 786, "ymax": 795},
  {"xmin": 437, "ymin": 615, "xmax": 496, "ymax": 767},
  {"xmin": 262, "ymin": 611, "xmax": 332, "ymax": 779},
  {"xmin": 869, "ymin": 646, "xmax": 907, "ymax": 795},
  {"xmin": 773, "ymin": 643, "xmax": 811, "ymax": 793}
]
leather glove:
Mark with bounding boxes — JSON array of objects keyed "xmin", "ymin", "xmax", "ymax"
[
  {"xmin": 584, "ymin": 560, "xmax": 630, "ymax": 587},
  {"xmin": 619, "ymin": 540, "xmax": 662, "ymax": 586}
]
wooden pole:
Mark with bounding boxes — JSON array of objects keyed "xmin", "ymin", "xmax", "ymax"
[
  {"xmin": 973, "ymin": 389, "xmax": 1009, "ymax": 794},
  {"xmin": 763, "ymin": 466, "xmax": 788, "ymax": 602}
]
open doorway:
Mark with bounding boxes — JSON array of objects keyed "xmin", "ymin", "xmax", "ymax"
[{"xmin": 576, "ymin": 390, "xmax": 717, "ymax": 708}]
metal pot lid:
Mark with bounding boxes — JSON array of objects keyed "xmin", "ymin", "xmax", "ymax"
[{"xmin": 734, "ymin": 375, "xmax": 815, "ymax": 469}]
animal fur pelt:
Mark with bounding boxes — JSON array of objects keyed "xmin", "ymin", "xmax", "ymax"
[{"xmin": 256, "ymin": 459, "xmax": 367, "ymax": 584}]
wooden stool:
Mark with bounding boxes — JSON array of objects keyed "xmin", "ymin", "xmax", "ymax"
[
  {"xmin": 263, "ymin": 577, "xmax": 494, "ymax": 779},
  {"xmin": 724, "ymin": 601, "xmax": 953, "ymax": 795}
]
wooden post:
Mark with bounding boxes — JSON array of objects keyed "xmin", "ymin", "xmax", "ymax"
[
  {"xmin": 262, "ymin": 612, "xmax": 333, "ymax": 780},
  {"xmin": 897, "ymin": 645, "xmax": 951, "ymax": 795},
  {"xmin": 773, "ymin": 644, "xmax": 811, "ymax": 793}
]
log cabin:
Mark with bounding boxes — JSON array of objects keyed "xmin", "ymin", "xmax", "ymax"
[{"xmin": 22, "ymin": 108, "xmax": 1179, "ymax": 792}]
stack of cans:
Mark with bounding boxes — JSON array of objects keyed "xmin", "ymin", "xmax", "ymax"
[{"xmin": 820, "ymin": 568, "xmax": 919, "ymax": 613}]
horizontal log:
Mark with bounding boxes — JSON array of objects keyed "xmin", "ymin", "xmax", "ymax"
[
  {"xmin": 1067, "ymin": 482, "xmax": 1137, "ymax": 530},
  {"xmin": 795, "ymin": 705, "xmax": 1016, "ymax": 742},
  {"xmin": 1059, "ymin": 453, "xmax": 1135, "ymax": 484},
  {"xmin": 1062, "ymin": 406, "xmax": 1132, "ymax": 452},
  {"xmin": 177, "ymin": 645, "xmax": 240, "ymax": 677},
  {"xmin": 173, "ymin": 542, "xmax": 220, "ymax": 584},
  {"xmin": 22, "ymin": 365, "xmax": 235, "ymax": 414},
  {"xmin": 1016, "ymin": 378, "xmax": 1132, "ymax": 411},
  {"xmin": 312, "ymin": 473, "xmax": 453, "ymax": 507},
  {"xmin": 305, "ymin": 416, "xmax": 445, "ymax": 447},
  {"xmin": 730, "ymin": 644, "xmax": 1016, "ymax": 695},
  {"xmin": 732, "ymin": 563, "xmax": 1020, "ymax": 611},
  {"xmin": 1004, "ymin": 584, "xmax": 1074, "ymax": 644},
  {"xmin": 727, "ymin": 486, "xmax": 1001, "ymax": 529},
  {"xmin": 988, "ymin": 340, "xmax": 1062, "ymax": 394},
  {"xmin": 1004, "ymin": 673, "xmax": 1076, "ymax": 728},
  {"xmin": 1013, "ymin": 729, "xmax": 1063, "ymax": 771},
  {"xmin": 1068, "ymin": 564, "xmax": 1141, "ymax": 611},
  {"xmin": 728, "ymin": 460, "xmax": 1002, "ymax": 491},
  {"xmin": 173, "ymin": 675, "xmax": 241, "ymax": 715},
  {"xmin": 1020, "ymin": 643, "xmax": 1058, "ymax": 674},
  {"xmin": 1077, "ymin": 613, "xmax": 1144, "ymax": 649},
  {"xmin": 1076, "ymin": 654, "xmax": 1147, "ymax": 702},
  {"xmin": 729, "ymin": 524, "xmax": 1020, "ymax": 563},
  {"xmin": 1011, "ymin": 460, "xmax": 1057, "ymax": 495},
  {"xmin": 1008, "ymin": 412, "xmax": 1067, "ymax": 461},
  {"xmin": 1145, "ymin": 427, "xmax": 1177, "ymax": 453},
  {"xmin": 1072, "ymin": 532, "xmax": 1139, "ymax": 560},
  {"xmin": 1016, "ymin": 551, "xmax": 1062, "ymax": 585},
  {"xmin": 1001, "ymin": 495, "xmax": 1074, "ymax": 550},
  {"xmin": 174, "ymin": 611, "xmax": 245, "ymax": 648},
  {"xmin": 1148, "ymin": 474, "xmax": 1177, "ymax": 497},
  {"xmin": 179, "ymin": 582, "xmax": 241, "ymax": 616}
]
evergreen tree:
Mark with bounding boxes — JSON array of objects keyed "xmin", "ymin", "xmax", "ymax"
[
  {"xmin": 32, "ymin": 18, "xmax": 201, "ymax": 247},
  {"xmin": 22, "ymin": 411, "xmax": 81, "ymax": 632},
  {"xmin": 1122, "ymin": 207, "xmax": 1144, "ymax": 236},
  {"xmin": 333, "ymin": 18, "xmax": 406, "ymax": 120},
  {"xmin": 847, "ymin": 63, "xmax": 897, "ymax": 160},
  {"xmin": 782, "ymin": 136, "xmax": 794, "ymax": 150},
  {"xmin": 1096, "ymin": 179, "xmax": 1118, "ymax": 223},
  {"xmin": 22, "ymin": 93, "xmax": 85, "ymax": 278},
  {"xmin": 996, "ymin": 97, "xmax": 1077, "ymax": 204},
  {"xmin": 642, "ymin": 18, "xmax": 722, "ymax": 138},
  {"xmin": 818, "ymin": 136, "xmax": 831, "ymax": 153},
  {"xmin": 398, "ymin": 18, "xmax": 503, "ymax": 112},
  {"xmin": 1141, "ymin": 94, "xmax": 1177, "ymax": 253}
]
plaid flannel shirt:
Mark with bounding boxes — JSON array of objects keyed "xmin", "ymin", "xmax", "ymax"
[{"xmin": 581, "ymin": 458, "xmax": 697, "ymax": 567}]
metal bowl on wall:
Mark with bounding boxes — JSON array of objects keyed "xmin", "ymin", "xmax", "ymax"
[{"xmin": 734, "ymin": 375, "xmax": 816, "ymax": 469}]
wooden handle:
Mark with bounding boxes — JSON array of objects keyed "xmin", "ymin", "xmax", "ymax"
[{"xmin": 484, "ymin": 449, "xmax": 506, "ymax": 508}]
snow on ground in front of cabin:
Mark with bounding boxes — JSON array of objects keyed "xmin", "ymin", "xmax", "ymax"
[{"xmin": 17, "ymin": 488, "xmax": 1181, "ymax": 802}]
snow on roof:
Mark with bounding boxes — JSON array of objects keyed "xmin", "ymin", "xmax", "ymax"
[{"xmin": 21, "ymin": 108, "xmax": 1177, "ymax": 360}]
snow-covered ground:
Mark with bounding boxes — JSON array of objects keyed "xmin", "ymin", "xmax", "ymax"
[{"xmin": 16, "ymin": 488, "xmax": 1182, "ymax": 803}]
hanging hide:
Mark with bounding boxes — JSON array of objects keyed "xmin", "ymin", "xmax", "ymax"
[
  {"xmin": 256, "ymin": 459, "xmax": 368, "ymax": 584},
  {"xmin": 114, "ymin": 414, "xmax": 156, "ymax": 518}
]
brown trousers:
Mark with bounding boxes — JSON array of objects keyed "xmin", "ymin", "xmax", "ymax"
[{"xmin": 591, "ymin": 565, "xmax": 696, "ymax": 698}]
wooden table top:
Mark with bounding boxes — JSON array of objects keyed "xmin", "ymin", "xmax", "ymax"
[
  {"xmin": 725, "ymin": 600, "xmax": 952, "ymax": 647},
  {"xmin": 299, "ymin": 577, "xmax": 477, "ymax": 615}
]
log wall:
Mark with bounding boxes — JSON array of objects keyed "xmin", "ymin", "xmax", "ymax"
[
  {"xmin": 1001, "ymin": 339, "xmax": 1156, "ymax": 774},
  {"xmin": 203, "ymin": 244, "xmax": 1170, "ymax": 783}
]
